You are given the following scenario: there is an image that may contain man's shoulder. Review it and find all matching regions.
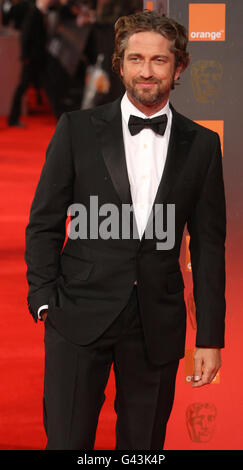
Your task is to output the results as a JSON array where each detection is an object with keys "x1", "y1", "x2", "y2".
[
  {"x1": 171, "y1": 105, "x2": 218, "y2": 139},
  {"x1": 66, "y1": 98, "x2": 122, "y2": 125}
]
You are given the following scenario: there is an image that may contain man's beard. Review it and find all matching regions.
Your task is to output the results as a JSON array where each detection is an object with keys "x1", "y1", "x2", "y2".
[{"x1": 124, "y1": 77, "x2": 172, "y2": 107}]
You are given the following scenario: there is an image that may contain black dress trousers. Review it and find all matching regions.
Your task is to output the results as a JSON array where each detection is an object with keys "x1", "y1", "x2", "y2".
[{"x1": 43, "y1": 286, "x2": 179, "y2": 450}]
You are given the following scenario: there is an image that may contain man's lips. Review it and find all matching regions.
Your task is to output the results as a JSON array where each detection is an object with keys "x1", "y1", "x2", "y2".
[{"x1": 136, "y1": 82, "x2": 158, "y2": 88}]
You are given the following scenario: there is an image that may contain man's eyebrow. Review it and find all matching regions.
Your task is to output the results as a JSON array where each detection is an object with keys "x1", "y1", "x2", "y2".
[
  {"x1": 127, "y1": 53, "x2": 169, "y2": 59},
  {"x1": 152, "y1": 54, "x2": 169, "y2": 59},
  {"x1": 127, "y1": 53, "x2": 143, "y2": 57}
]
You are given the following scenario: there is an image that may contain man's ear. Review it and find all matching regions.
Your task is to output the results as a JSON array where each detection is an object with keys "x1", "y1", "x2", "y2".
[
  {"x1": 120, "y1": 63, "x2": 123, "y2": 78},
  {"x1": 174, "y1": 62, "x2": 183, "y2": 81},
  {"x1": 119, "y1": 55, "x2": 125, "y2": 78}
]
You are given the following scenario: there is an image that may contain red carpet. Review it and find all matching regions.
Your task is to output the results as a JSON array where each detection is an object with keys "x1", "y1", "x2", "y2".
[{"x1": 0, "y1": 112, "x2": 242, "y2": 450}]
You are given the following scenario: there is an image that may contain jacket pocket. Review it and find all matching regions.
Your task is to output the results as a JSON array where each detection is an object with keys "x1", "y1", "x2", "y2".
[{"x1": 167, "y1": 270, "x2": 185, "y2": 294}]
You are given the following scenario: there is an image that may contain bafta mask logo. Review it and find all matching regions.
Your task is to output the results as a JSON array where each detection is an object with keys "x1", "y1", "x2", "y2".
[
  {"x1": 191, "y1": 60, "x2": 223, "y2": 103},
  {"x1": 186, "y1": 403, "x2": 217, "y2": 443}
]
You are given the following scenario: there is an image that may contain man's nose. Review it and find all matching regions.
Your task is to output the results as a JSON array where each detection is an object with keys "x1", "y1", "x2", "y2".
[{"x1": 140, "y1": 61, "x2": 153, "y2": 78}]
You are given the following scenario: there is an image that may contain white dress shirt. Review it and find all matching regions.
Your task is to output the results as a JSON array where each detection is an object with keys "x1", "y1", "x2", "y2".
[
  {"x1": 121, "y1": 92, "x2": 172, "y2": 239},
  {"x1": 38, "y1": 93, "x2": 172, "y2": 319}
]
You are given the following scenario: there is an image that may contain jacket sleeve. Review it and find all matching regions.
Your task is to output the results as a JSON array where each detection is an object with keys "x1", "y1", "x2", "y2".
[
  {"x1": 187, "y1": 132, "x2": 226, "y2": 347},
  {"x1": 25, "y1": 113, "x2": 74, "y2": 321}
]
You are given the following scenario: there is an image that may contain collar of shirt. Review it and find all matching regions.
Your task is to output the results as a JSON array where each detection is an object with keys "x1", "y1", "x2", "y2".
[{"x1": 120, "y1": 91, "x2": 171, "y2": 128}]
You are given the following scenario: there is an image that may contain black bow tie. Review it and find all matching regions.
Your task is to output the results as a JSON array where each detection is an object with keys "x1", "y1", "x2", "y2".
[{"x1": 128, "y1": 114, "x2": 168, "y2": 136}]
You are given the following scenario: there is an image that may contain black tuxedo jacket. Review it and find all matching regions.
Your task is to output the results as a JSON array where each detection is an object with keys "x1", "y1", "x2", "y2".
[{"x1": 25, "y1": 97, "x2": 226, "y2": 365}]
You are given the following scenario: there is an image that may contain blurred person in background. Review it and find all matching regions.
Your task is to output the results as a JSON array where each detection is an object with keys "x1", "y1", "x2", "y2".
[
  {"x1": 3, "y1": 0, "x2": 46, "y2": 108},
  {"x1": 7, "y1": 0, "x2": 50, "y2": 126},
  {"x1": 43, "y1": 0, "x2": 94, "y2": 118}
]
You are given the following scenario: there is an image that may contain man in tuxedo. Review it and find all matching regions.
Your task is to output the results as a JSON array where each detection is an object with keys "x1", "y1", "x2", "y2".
[{"x1": 25, "y1": 10, "x2": 226, "y2": 450}]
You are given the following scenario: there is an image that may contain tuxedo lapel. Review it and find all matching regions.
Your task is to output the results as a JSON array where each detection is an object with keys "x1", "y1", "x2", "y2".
[
  {"x1": 155, "y1": 105, "x2": 197, "y2": 204},
  {"x1": 91, "y1": 98, "x2": 132, "y2": 205}
]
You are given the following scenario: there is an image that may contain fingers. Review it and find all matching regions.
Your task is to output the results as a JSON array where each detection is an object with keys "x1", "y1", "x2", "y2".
[
  {"x1": 192, "y1": 348, "x2": 221, "y2": 388},
  {"x1": 192, "y1": 354, "x2": 203, "y2": 386},
  {"x1": 192, "y1": 366, "x2": 218, "y2": 388}
]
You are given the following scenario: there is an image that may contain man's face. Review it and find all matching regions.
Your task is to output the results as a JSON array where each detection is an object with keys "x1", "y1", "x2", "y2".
[{"x1": 120, "y1": 31, "x2": 182, "y2": 108}]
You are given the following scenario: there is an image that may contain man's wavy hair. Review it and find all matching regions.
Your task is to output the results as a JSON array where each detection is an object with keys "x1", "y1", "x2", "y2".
[{"x1": 112, "y1": 10, "x2": 190, "y2": 88}]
